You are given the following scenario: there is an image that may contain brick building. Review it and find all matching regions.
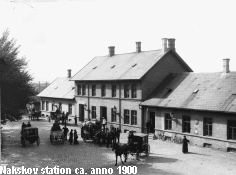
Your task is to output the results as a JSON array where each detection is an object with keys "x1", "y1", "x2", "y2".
[
  {"x1": 37, "y1": 70, "x2": 75, "y2": 118},
  {"x1": 70, "y1": 38, "x2": 192, "y2": 132},
  {"x1": 141, "y1": 59, "x2": 236, "y2": 151}
]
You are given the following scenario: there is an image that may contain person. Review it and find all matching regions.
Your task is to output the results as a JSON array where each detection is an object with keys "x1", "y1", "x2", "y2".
[
  {"x1": 69, "y1": 129, "x2": 73, "y2": 145},
  {"x1": 115, "y1": 127, "x2": 121, "y2": 143},
  {"x1": 182, "y1": 136, "x2": 189, "y2": 153},
  {"x1": 62, "y1": 111, "x2": 65, "y2": 124},
  {"x1": 51, "y1": 122, "x2": 61, "y2": 131},
  {"x1": 74, "y1": 115, "x2": 77, "y2": 125},
  {"x1": 62, "y1": 125, "x2": 69, "y2": 141},
  {"x1": 102, "y1": 117, "x2": 106, "y2": 130},
  {"x1": 22, "y1": 122, "x2": 27, "y2": 129},
  {"x1": 27, "y1": 121, "x2": 31, "y2": 127},
  {"x1": 111, "y1": 128, "x2": 116, "y2": 146},
  {"x1": 128, "y1": 131, "x2": 134, "y2": 145},
  {"x1": 106, "y1": 128, "x2": 111, "y2": 148},
  {"x1": 74, "y1": 129, "x2": 79, "y2": 144},
  {"x1": 146, "y1": 120, "x2": 150, "y2": 134}
]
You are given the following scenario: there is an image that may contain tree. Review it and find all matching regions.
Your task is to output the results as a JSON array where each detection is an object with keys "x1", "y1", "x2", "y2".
[{"x1": 0, "y1": 30, "x2": 37, "y2": 121}]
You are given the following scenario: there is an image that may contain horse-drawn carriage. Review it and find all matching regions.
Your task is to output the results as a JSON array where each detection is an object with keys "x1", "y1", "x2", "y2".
[
  {"x1": 21, "y1": 127, "x2": 40, "y2": 147},
  {"x1": 50, "y1": 122, "x2": 64, "y2": 144},
  {"x1": 81, "y1": 121, "x2": 101, "y2": 142},
  {"x1": 129, "y1": 132, "x2": 150, "y2": 157}
]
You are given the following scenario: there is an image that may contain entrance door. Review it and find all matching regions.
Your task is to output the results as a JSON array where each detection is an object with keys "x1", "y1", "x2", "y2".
[
  {"x1": 79, "y1": 104, "x2": 84, "y2": 122},
  {"x1": 150, "y1": 112, "x2": 155, "y2": 133},
  {"x1": 100, "y1": 106, "x2": 107, "y2": 122}
]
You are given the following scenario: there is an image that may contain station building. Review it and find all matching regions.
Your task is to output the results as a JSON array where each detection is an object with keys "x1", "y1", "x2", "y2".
[
  {"x1": 70, "y1": 38, "x2": 192, "y2": 132},
  {"x1": 37, "y1": 70, "x2": 75, "y2": 118}
]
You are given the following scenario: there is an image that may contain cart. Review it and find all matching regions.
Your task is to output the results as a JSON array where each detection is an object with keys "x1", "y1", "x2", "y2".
[
  {"x1": 21, "y1": 127, "x2": 40, "y2": 147},
  {"x1": 50, "y1": 130, "x2": 64, "y2": 144},
  {"x1": 81, "y1": 121, "x2": 101, "y2": 142},
  {"x1": 129, "y1": 132, "x2": 150, "y2": 158}
]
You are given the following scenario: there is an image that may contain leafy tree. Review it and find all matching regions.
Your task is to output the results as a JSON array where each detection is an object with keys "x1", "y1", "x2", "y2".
[{"x1": 0, "y1": 30, "x2": 37, "y2": 121}]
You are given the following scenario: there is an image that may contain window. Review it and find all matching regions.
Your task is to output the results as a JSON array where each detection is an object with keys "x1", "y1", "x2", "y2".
[
  {"x1": 183, "y1": 115, "x2": 191, "y2": 133},
  {"x1": 101, "y1": 84, "x2": 106, "y2": 97},
  {"x1": 46, "y1": 101, "x2": 49, "y2": 111},
  {"x1": 77, "y1": 84, "x2": 81, "y2": 95},
  {"x1": 92, "y1": 106, "x2": 96, "y2": 119},
  {"x1": 131, "y1": 110, "x2": 137, "y2": 125},
  {"x1": 112, "y1": 85, "x2": 116, "y2": 97},
  {"x1": 111, "y1": 108, "x2": 116, "y2": 122},
  {"x1": 124, "y1": 84, "x2": 129, "y2": 98},
  {"x1": 228, "y1": 120, "x2": 236, "y2": 140},
  {"x1": 92, "y1": 84, "x2": 96, "y2": 96},
  {"x1": 68, "y1": 104, "x2": 72, "y2": 114},
  {"x1": 42, "y1": 101, "x2": 45, "y2": 110},
  {"x1": 165, "y1": 113, "x2": 172, "y2": 130},
  {"x1": 82, "y1": 85, "x2": 86, "y2": 95},
  {"x1": 131, "y1": 84, "x2": 137, "y2": 98},
  {"x1": 124, "y1": 110, "x2": 129, "y2": 124},
  {"x1": 203, "y1": 118, "x2": 212, "y2": 136}
]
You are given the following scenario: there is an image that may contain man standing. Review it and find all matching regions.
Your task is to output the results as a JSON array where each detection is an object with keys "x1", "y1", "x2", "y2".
[
  {"x1": 74, "y1": 115, "x2": 77, "y2": 125},
  {"x1": 62, "y1": 125, "x2": 69, "y2": 141},
  {"x1": 102, "y1": 117, "x2": 106, "y2": 130},
  {"x1": 115, "y1": 127, "x2": 121, "y2": 143},
  {"x1": 69, "y1": 129, "x2": 73, "y2": 145}
]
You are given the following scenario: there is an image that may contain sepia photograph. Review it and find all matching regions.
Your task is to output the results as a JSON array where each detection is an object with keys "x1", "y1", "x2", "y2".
[{"x1": 1, "y1": 0, "x2": 236, "y2": 174}]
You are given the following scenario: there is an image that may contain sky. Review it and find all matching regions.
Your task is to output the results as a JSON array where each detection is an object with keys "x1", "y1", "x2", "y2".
[{"x1": 1, "y1": 0, "x2": 236, "y2": 83}]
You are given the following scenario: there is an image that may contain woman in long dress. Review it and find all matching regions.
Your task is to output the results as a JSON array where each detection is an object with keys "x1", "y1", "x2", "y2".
[
  {"x1": 74, "y1": 129, "x2": 79, "y2": 144},
  {"x1": 69, "y1": 129, "x2": 73, "y2": 145},
  {"x1": 182, "y1": 136, "x2": 189, "y2": 153}
]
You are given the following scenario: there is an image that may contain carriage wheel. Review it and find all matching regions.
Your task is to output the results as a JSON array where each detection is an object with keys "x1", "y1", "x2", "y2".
[
  {"x1": 144, "y1": 144, "x2": 150, "y2": 156},
  {"x1": 37, "y1": 137, "x2": 40, "y2": 146}
]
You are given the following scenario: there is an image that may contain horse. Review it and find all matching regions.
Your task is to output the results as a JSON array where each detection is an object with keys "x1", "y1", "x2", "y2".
[{"x1": 112, "y1": 142, "x2": 130, "y2": 166}]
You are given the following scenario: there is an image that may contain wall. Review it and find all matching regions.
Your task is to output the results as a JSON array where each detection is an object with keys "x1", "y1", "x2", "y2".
[
  {"x1": 40, "y1": 97, "x2": 75, "y2": 117},
  {"x1": 143, "y1": 106, "x2": 236, "y2": 151}
]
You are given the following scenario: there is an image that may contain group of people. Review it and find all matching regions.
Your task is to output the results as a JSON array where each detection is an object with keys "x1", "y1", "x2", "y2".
[
  {"x1": 68, "y1": 128, "x2": 79, "y2": 145},
  {"x1": 22, "y1": 121, "x2": 31, "y2": 129}
]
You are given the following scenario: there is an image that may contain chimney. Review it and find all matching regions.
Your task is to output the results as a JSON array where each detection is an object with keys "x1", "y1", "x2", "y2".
[
  {"x1": 162, "y1": 38, "x2": 168, "y2": 54},
  {"x1": 108, "y1": 46, "x2": 115, "y2": 57},
  {"x1": 167, "y1": 38, "x2": 176, "y2": 52},
  {"x1": 136, "y1": 42, "x2": 141, "y2": 53},
  {"x1": 67, "y1": 69, "x2": 71, "y2": 78},
  {"x1": 223, "y1": 59, "x2": 230, "y2": 73}
]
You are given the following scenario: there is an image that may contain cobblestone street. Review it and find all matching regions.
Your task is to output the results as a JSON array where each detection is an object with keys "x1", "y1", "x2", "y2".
[{"x1": 1, "y1": 116, "x2": 236, "y2": 175}]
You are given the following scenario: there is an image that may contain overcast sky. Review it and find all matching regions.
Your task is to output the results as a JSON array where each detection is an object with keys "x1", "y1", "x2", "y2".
[{"x1": 1, "y1": 0, "x2": 236, "y2": 83}]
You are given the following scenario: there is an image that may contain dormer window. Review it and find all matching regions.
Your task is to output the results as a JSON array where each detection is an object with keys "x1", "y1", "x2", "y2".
[{"x1": 132, "y1": 63, "x2": 137, "y2": 67}]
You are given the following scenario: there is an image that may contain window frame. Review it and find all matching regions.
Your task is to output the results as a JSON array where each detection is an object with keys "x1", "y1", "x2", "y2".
[
  {"x1": 92, "y1": 106, "x2": 96, "y2": 119},
  {"x1": 68, "y1": 104, "x2": 72, "y2": 114},
  {"x1": 131, "y1": 110, "x2": 137, "y2": 125},
  {"x1": 77, "y1": 84, "x2": 81, "y2": 95},
  {"x1": 111, "y1": 108, "x2": 116, "y2": 122},
  {"x1": 124, "y1": 84, "x2": 129, "y2": 98},
  {"x1": 82, "y1": 85, "x2": 86, "y2": 95},
  {"x1": 165, "y1": 113, "x2": 172, "y2": 130},
  {"x1": 228, "y1": 120, "x2": 236, "y2": 140},
  {"x1": 101, "y1": 84, "x2": 106, "y2": 97},
  {"x1": 182, "y1": 115, "x2": 191, "y2": 133},
  {"x1": 92, "y1": 84, "x2": 96, "y2": 96},
  {"x1": 203, "y1": 117, "x2": 213, "y2": 136},
  {"x1": 131, "y1": 84, "x2": 137, "y2": 98},
  {"x1": 112, "y1": 84, "x2": 117, "y2": 97},
  {"x1": 124, "y1": 109, "x2": 130, "y2": 124}
]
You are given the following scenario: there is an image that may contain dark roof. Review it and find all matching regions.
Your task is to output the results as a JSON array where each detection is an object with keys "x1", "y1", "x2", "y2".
[
  {"x1": 71, "y1": 49, "x2": 191, "y2": 81},
  {"x1": 37, "y1": 77, "x2": 74, "y2": 99},
  {"x1": 141, "y1": 72, "x2": 236, "y2": 113}
]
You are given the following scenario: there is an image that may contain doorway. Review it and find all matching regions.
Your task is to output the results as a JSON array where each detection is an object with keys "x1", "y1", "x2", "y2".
[
  {"x1": 100, "y1": 106, "x2": 107, "y2": 122},
  {"x1": 79, "y1": 104, "x2": 84, "y2": 122},
  {"x1": 150, "y1": 112, "x2": 155, "y2": 133}
]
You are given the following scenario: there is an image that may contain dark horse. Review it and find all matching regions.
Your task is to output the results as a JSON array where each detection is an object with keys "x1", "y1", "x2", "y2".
[{"x1": 112, "y1": 142, "x2": 130, "y2": 166}]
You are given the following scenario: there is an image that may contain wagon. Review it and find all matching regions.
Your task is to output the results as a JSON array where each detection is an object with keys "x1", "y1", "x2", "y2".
[
  {"x1": 50, "y1": 130, "x2": 64, "y2": 144},
  {"x1": 81, "y1": 121, "x2": 101, "y2": 142},
  {"x1": 129, "y1": 132, "x2": 150, "y2": 158},
  {"x1": 21, "y1": 127, "x2": 40, "y2": 147}
]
